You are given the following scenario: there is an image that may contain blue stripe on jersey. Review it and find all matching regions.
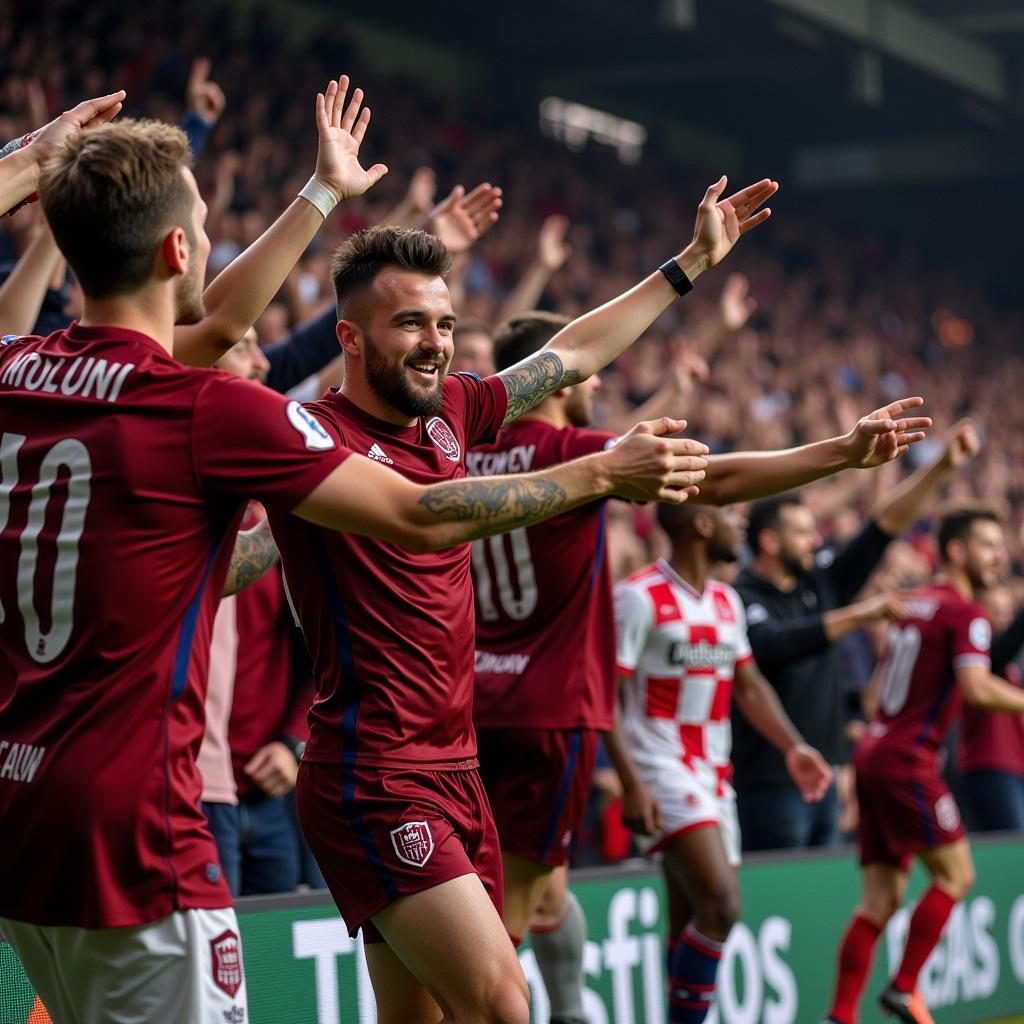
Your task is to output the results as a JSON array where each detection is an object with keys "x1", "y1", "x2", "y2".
[
  {"x1": 913, "y1": 672, "x2": 956, "y2": 749},
  {"x1": 588, "y1": 503, "x2": 608, "y2": 592},
  {"x1": 912, "y1": 778, "x2": 939, "y2": 845},
  {"x1": 539, "y1": 730, "x2": 582, "y2": 862},
  {"x1": 170, "y1": 527, "x2": 227, "y2": 702},
  {"x1": 304, "y1": 525, "x2": 400, "y2": 902}
]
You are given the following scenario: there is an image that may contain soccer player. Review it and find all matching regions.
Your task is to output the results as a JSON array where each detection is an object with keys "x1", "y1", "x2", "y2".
[
  {"x1": 468, "y1": 312, "x2": 930, "y2": 1024},
  {"x1": 612, "y1": 502, "x2": 832, "y2": 1024},
  {"x1": 823, "y1": 504, "x2": 1024, "y2": 1024},
  {"x1": 0, "y1": 91, "x2": 698, "y2": 1023},
  {"x1": 270, "y1": 173, "x2": 778, "y2": 1024}
]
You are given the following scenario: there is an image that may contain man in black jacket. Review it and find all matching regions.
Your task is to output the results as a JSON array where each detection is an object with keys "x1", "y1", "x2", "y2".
[{"x1": 732, "y1": 421, "x2": 979, "y2": 851}]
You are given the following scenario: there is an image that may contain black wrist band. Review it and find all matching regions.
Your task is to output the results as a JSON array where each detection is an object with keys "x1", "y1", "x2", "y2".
[
  {"x1": 278, "y1": 735, "x2": 305, "y2": 763},
  {"x1": 659, "y1": 258, "x2": 694, "y2": 297}
]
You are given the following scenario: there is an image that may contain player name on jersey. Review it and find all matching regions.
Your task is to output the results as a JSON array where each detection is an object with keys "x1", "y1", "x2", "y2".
[
  {"x1": 1, "y1": 351, "x2": 135, "y2": 403},
  {"x1": 0, "y1": 740, "x2": 45, "y2": 783},
  {"x1": 465, "y1": 444, "x2": 536, "y2": 477}
]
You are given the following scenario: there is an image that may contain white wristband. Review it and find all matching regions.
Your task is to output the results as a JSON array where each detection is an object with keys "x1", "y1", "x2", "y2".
[{"x1": 298, "y1": 177, "x2": 340, "y2": 220}]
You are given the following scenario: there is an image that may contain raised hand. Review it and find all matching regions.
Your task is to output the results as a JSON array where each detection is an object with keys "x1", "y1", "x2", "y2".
[
  {"x1": 406, "y1": 166, "x2": 438, "y2": 216},
  {"x1": 186, "y1": 57, "x2": 226, "y2": 126},
  {"x1": 602, "y1": 417, "x2": 709, "y2": 503},
  {"x1": 940, "y1": 418, "x2": 981, "y2": 470},
  {"x1": 537, "y1": 214, "x2": 572, "y2": 271},
  {"x1": 313, "y1": 76, "x2": 388, "y2": 203},
  {"x1": 426, "y1": 182, "x2": 502, "y2": 255},
  {"x1": 688, "y1": 176, "x2": 777, "y2": 269},
  {"x1": 843, "y1": 396, "x2": 932, "y2": 468},
  {"x1": 785, "y1": 743, "x2": 833, "y2": 803},
  {"x1": 719, "y1": 272, "x2": 757, "y2": 331},
  {"x1": 28, "y1": 90, "x2": 126, "y2": 162},
  {"x1": 668, "y1": 341, "x2": 709, "y2": 397}
]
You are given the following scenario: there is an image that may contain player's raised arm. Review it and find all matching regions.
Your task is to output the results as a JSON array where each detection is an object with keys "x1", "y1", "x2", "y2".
[
  {"x1": 693, "y1": 397, "x2": 933, "y2": 506},
  {"x1": 496, "y1": 176, "x2": 777, "y2": 425},
  {"x1": 0, "y1": 218, "x2": 63, "y2": 336},
  {"x1": 294, "y1": 417, "x2": 708, "y2": 552},
  {"x1": 173, "y1": 75, "x2": 388, "y2": 368}
]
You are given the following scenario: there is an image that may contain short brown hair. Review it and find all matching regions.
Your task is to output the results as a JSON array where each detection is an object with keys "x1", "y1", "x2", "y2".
[
  {"x1": 935, "y1": 502, "x2": 1001, "y2": 563},
  {"x1": 494, "y1": 312, "x2": 570, "y2": 371},
  {"x1": 330, "y1": 225, "x2": 453, "y2": 321},
  {"x1": 39, "y1": 119, "x2": 194, "y2": 299}
]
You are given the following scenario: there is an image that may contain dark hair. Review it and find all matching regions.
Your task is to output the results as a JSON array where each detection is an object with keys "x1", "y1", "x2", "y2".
[
  {"x1": 747, "y1": 493, "x2": 804, "y2": 553},
  {"x1": 656, "y1": 501, "x2": 707, "y2": 539},
  {"x1": 935, "y1": 503, "x2": 1001, "y2": 564},
  {"x1": 38, "y1": 119, "x2": 194, "y2": 299},
  {"x1": 329, "y1": 225, "x2": 453, "y2": 321},
  {"x1": 494, "y1": 311, "x2": 570, "y2": 371}
]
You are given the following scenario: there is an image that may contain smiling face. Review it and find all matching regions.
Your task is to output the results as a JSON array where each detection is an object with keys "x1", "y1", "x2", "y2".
[{"x1": 342, "y1": 268, "x2": 455, "y2": 420}]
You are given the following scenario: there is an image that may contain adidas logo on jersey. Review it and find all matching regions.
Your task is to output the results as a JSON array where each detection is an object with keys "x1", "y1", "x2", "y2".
[{"x1": 368, "y1": 443, "x2": 394, "y2": 464}]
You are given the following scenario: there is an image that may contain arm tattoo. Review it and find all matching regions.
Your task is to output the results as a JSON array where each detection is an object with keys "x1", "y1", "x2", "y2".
[
  {"x1": 498, "y1": 351, "x2": 581, "y2": 424},
  {"x1": 223, "y1": 520, "x2": 280, "y2": 597},
  {"x1": 418, "y1": 477, "x2": 568, "y2": 532}
]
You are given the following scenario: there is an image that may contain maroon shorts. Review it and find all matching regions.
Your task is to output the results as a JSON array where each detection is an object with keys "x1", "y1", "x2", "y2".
[
  {"x1": 855, "y1": 760, "x2": 966, "y2": 869},
  {"x1": 296, "y1": 760, "x2": 503, "y2": 942},
  {"x1": 476, "y1": 727, "x2": 599, "y2": 868}
]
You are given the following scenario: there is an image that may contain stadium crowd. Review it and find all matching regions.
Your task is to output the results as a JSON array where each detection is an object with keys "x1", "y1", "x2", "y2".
[{"x1": 1, "y1": 2, "x2": 1023, "y2": 1022}]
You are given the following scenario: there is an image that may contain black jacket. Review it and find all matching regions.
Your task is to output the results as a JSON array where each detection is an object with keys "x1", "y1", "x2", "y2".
[{"x1": 731, "y1": 520, "x2": 892, "y2": 789}]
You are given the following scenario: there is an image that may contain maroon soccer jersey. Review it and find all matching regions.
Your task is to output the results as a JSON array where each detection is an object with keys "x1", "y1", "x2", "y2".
[
  {"x1": 468, "y1": 419, "x2": 616, "y2": 729},
  {"x1": 957, "y1": 662, "x2": 1024, "y2": 776},
  {"x1": 0, "y1": 325, "x2": 348, "y2": 928},
  {"x1": 863, "y1": 583, "x2": 991, "y2": 768},
  {"x1": 270, "y1": 373, "x2": 507, "y2": 769}
]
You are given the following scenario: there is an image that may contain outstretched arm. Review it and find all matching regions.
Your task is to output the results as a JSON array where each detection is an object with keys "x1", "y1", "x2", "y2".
[
  {"x1": 173, "y1": 75, "x2": 388, "y2": 368},
  {"x1": 695, "y1": 397, "x2": 932, "y2": 506},
  {"x1": 496, "y1": 176, "x2": 777, "y2": 425},
  {"x1": 295, "y1": 417, "x2": 708, "y2": 552},
  {"x1": 496, "y1": 214, "x2": 572, "y2": 323},
  {"x1": 0, "y1": 220, "x2": 63, "y2": 335}
]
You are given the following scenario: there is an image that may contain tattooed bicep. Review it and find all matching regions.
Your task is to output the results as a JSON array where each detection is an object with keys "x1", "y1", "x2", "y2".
[{"x1": 498, "y1": 350, "x2": 582, "y2": 424}]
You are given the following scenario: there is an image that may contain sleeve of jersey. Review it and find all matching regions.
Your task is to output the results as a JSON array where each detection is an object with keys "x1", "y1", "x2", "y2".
[
  {"x1": 952, "y1": 604, "x2": 993, "y2": 670},
  {"x1": 560, "y1": 428, "x2": 618, "y2": 460},
  {"x1": 614, "y1": 584, "x2": 652, "y2": 676},
  {"x1": 191, "y1": 375, "x2": 352, "y2": 511},
  {"x1": 454, "y1": 372, "x2": 509, "y2": 446},
  {"x1": 730, "y1": 590, "x2": 755, "y2": 666}
]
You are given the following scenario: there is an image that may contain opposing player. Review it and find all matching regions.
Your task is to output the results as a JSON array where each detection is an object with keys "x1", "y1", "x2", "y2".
[
  {"x1": 469, "y1": 312, "x2": 929, "y2": 1024},
  {"x1": 0, "y1": 94, "x2": 703, "y2": 1022},
  {"x1": 823, "y1": 504, "x2": 1024, "y2": 1024},
  {"x1": 612, "y1": 502, "x2": 832, "y2": 1024},
  {"x1": 269, "y1": 172, "x2": 780, "y2": 1024}
]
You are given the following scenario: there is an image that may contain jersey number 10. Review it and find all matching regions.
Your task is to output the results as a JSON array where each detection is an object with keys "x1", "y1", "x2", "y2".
[
  {"x1": 471, "y1": 528, "x2": 539, "y2": 622},
  {"x1": 0, "y1": 433, "x2": 92, "y2": 664},
  {"x1": 877, "y1": 623, "x2": 922, "y2": 716}
]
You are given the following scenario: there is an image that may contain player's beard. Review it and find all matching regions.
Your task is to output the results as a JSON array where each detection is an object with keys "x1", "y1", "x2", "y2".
[
  {"x1": 173, "y1": 248, "x2": 207, "y2": 326},
  {"x1": 364, "y1": 331, "x2": 446, "y2": 418}
]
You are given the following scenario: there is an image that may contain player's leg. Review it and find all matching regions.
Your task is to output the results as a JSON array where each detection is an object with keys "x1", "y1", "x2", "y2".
[
  {"x1": 502, "y1": 852, "x2": 553, "y2": 944},
  {"x1": 825, "y1": 862, "x2": 907, "y2": 1024},
  {"x1": 663, "y1": 863, "x2": 696, "y2": 977},
  {"x1": 528, "y1": 865, "x2": 587, "y2": 1024},
  {"x1": 364, "y1": 939, "x2": 445, "y2": 1024},
  {"x1": 0, "y1": 919, "x2": 83, "y2": 1024},
  {"x1": 371, "y1": 873, "x2": 530, "y2": 1024},
  {"x1": 661, "y1": 825, "x2": 739, "y2": 1024}
]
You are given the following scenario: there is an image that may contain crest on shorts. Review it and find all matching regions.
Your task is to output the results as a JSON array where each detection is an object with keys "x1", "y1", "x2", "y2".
[
  {"x1": 426, "y1": 417, "x2": 461, "y2": 462},
  {"x1": 935, "y1": 793, "x2": 961, "y2": 833},
  {"x1": 390, "y1": 820, "x2": 435, "y2": 867},
  {"x1": 210, "y1": 929, "x2": 243, "y2": 998}
]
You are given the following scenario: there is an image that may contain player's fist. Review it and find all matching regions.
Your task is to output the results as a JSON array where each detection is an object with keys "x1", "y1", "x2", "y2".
[
  {"x1": 941, "y1": 418, "x2": 980, "y2": 470},
  {"x1": 843, "y1": 396, "x2": 932, "y2": 468},
  {"x1": 621, "y1": 780, "x2": 662, "y2": 836},
  {"x1": 785, "y1": 743, "x2": 833, "y2": 803},
  {"x1": 244, "y1": 741, "x2": 299, "y2": 798},
  {"x1": 603, "y1": 418, "x2": 709, "y2": 504}
]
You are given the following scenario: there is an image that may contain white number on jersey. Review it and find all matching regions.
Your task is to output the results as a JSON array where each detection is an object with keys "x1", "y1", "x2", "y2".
[
  {"x1": 471, "y1": 527, "x2": 538, "y2": 622},
  {"x1": 0, "y1": 433, "x2": 92, "y2": 663},
  {"x1": 878, "y1": 623, "x2": 922, "y2": 717}
]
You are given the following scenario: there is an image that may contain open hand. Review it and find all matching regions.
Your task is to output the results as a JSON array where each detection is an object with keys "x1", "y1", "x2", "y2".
[
  {"x1": 427, "y1": 182, "x2": 502, "y2": 255},
  {"x1": 603, "y1": 417, "x2": 709, "y2": 503},
  {"x1": 719, "y1": 272, "x2": 757, "y2": 330},
  {"x1": 313, "y1": 76, "x2": 388, "y2": 203},
  {"x1": 29, "y1": 90, "x2": 126, "y2": 163},
  {"x1": 537, "y1": 214, "x2": 572, "y2": 271},
  {"x1": 688, "y1": 176, "x2": 777, "y2": 269},
  {"x1": 843, "y1": 396, "x2": 932, "y2": 468},
  {"x1": 785, "y1": 743, "x2": 833, "y2": 802}
]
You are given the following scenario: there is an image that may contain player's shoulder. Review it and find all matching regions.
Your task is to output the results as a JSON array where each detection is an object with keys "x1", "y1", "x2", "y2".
[{"x1": 707, "y1": 579, "x2": 745, "y2": 617}]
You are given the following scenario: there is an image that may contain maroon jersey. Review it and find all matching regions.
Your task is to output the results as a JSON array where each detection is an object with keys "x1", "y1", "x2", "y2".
[
  {"x1": 862, "y1": 583, "x2": 991, "y2": 771},
  {"x1": 468, "y1": 419, "x2": 616, "y2": 729},
  {"x1": 957, "y1": 662, "x2": 1024, "y2": 776},
  {"x1": 0, "y1": 325, "x2": 348, "y2": 927},
  {"x1": 270, "y1": 373, "x2": 507, "y2": 769}
]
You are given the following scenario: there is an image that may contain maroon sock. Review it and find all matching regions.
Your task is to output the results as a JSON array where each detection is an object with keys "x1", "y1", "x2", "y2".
[
  {"x1": 893, "y1": 886, "x2": 956, "y2": 992},
  {"x1": 828, "y1": 914, "x2": 882, "y2": 1024}
]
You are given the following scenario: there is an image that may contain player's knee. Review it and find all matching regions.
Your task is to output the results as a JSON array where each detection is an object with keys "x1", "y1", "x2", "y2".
[
  {"x1": 945, "y1": 862, "x2": 975, "y2": 901},
  {"x1": 698, "y1": 886, "x2": 741, "y2": 940},
  {"x1": 478, "y1": 975, "x2": 530, "y2": 1024}
]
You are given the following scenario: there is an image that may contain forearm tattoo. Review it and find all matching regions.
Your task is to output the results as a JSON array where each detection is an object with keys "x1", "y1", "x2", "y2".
[
  {"x1": 223, "y1": 521, "x2": 280, "y2": 597},
  {"x1": 418, "y1": 477, "x2": 569, "y2": 531},
  {"x1": 499, "y1": 351, "x2": 582, "y2": 424}
]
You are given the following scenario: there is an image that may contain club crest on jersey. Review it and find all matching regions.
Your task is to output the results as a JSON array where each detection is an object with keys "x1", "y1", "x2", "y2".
[
  {"x1": 390, "y1": 821, "x2": 435, "y2": 867},
  {"x1": 286, "y1": 401, "x2": 335, "y2": 451},
  {"x1": 426, "y1": 416, "x2": 461, "y2": 462},
  {"x1": 210, "y1": 929, "x2": 243, "y2": 998}
]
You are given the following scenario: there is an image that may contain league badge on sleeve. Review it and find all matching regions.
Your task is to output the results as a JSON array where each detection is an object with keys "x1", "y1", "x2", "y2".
[
  {"x1": 286, "y1": 401, "x2": 335, "y2": 451},
  {"x1": 390, "y1": 821, "x2": 435, "y2": 867},
  {"x1": 426, "y1": 417, "x2": 461, "y2": 462},
  {"x1": 210, "y1": 929, "x2": 243, "y2": 998}
]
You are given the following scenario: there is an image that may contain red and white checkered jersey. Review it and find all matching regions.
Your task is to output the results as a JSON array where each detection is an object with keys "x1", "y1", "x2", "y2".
[{"x1": 614, "y1": 560, "x2": 753, "y2": 794}]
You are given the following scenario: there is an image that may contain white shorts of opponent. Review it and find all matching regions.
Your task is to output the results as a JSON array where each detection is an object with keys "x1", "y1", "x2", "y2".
[
  {"x1": 1, "y1": 907, "x2": 248, "y2": 1024},
  {"x1": 632, "y1": 758, "x2": 742, "y2": 867}
]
